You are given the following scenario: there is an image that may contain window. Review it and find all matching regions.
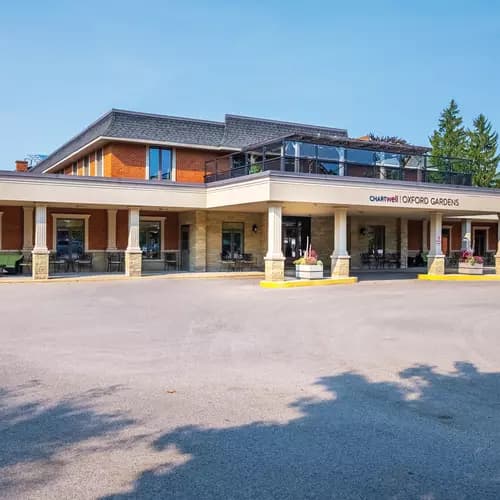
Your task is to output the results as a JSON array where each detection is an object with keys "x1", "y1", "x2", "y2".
[
  {"x1": 140, "y1": 220, "x2": 162, "y2": 259},
  {"x1": 222, "y1": 222, "x2": 244, "y2": 259},
  {"x1": 95, "y1": 149, "x2": 103, "y2": 176},
  {"x1": 149, "y1": 147, "x2": 172, "y2": 180},
  {"x1": 346, "y1": 148, "x2": 377, "y2": 165},
  {"x1": 71, "y1": 162, "x2": 77, "y2": 175},
  {"x1": 55, "y1": 218, "x2": 85, "y2": 258},
  {"x1": 83, "y1": 155, "x2": 90, "y2": 176}
]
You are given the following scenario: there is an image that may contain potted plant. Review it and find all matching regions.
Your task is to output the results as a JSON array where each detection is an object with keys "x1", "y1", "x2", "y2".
[
  {"x1": 458, "y1": 249, "x2": 484, "y2": 275},
  {"x1": 293, "y1": 242, "x2": 323, "y2": 279}
]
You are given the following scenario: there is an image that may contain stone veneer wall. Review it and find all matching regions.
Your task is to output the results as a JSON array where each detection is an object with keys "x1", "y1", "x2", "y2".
[
  {"x1": 178, "y1": 210, "x2": 267, "y2": 272},
  {"x1": 206, "y1": 211, "x2": 267, "y2": 271},
  {"x1": 310, "y1": 216, "x2": 334, "y2": 265}
]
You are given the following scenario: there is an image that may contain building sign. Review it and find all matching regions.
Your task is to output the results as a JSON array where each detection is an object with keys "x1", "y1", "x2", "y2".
[{"x1": 368, "y1": 194, "x2": 459, "y2": 207}]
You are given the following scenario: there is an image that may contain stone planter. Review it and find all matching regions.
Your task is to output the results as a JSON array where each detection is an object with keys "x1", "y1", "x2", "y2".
[
  {"x1": 458, "y1": 262, "x2": 484, "y2": 275},
  {"x1": 295, "y1": 264, "x2": 323, "y2": 279}
]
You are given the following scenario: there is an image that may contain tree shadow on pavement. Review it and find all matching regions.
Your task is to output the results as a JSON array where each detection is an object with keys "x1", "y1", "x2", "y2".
[
  {"x1": 102, "y1": 362, "x2": 500, "y2": 499},
  {"x1": 0, "y1": 382, "x2": 134, "y2": 495}
]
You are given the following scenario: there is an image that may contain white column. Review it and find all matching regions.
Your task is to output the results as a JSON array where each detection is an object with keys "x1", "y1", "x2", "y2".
[
  {"x1": 331, "y1": 208, "x2": 350, "y2": 277},
  {"x1": 107, "y1": 209, "x2": 117, "y2": 251},
  {"x1": 495, "y1": 217, "x2": 500, "y2": 275},
  {"x1": 127, "y1": 208, "x2": 141, "y2": 252},
  {"x1": 422, "y1": 219, "x2": 429, "y2": 252},
  {"x1": 332, "y1": 208, "x2": 348, "y2": 257},
  {"x1": 22, "y1": 206, "x2": 34, "y2": 251},
  {"x1": 265, "y1": 205, "x2": 284, "y2": 259},
  {"x1": 32, "y1": 205, "x2": 49, "y2": 280},
  {"x1": 427, "y1": 212, "x2": 445, "y2": 275},
  {"x1": 33, "y1": 205, "x2": 48, "y2": 252},
  {"x1": 125, "y1": 208, "x2": 142, "y2": 277},
  {"x1": 461, "y1": 219, "x2": 472, "y2": 251},
  {"x1": 264, "y1": 205, "x2": 284, "y2": 281},
  {"x1": 429, "y1": 213, "x2": 443, "y2": 257}
]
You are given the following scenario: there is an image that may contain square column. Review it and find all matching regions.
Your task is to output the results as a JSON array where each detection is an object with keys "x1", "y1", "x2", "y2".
[
  {"x1": 32, "y1": 205, "x2": 49, "y2": 280},
  {"x1": 496, "y1": 217, "x2": 500, "y2": 275},
  {"x1": 461, "y1": 219, "x2": 472, "y2": 251},
  {"x1": 22, "y1": 206, "x2": 34, "y2": 254},
  {"x1": 427, "y1": 213, "x2": 445, "y2": 275},
  {"x1": 264, "y1": 205, "x2": 285, "y2": 281},
  {"x1": 107, "y1": 209, "x2": 118, "y2": 251},
  {"x1": 400, "y1": 218, "x2": 408, "y2": 269},
  {"x1": 330, "y1": 208, "x2": 350, "y2": 277},
  {"x1": 125, "y1": 208, "x2": 142, "y2": 277}
]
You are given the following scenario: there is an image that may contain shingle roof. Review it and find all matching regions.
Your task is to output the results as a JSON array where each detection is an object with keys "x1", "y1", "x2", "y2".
[{"x1": 31, "y1": 109, "x2": 348, "y2": 173}]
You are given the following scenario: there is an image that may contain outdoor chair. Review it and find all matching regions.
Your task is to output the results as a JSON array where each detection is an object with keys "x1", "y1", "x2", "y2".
[
  {"x1": 50, "y1": 252, "x2": 67, "y2": 274},
  {"x1": 242, "y1": 253, "x2": 255, "y2": 271},
  {"x1": 75, "y1": 253, "x2": 93, "y2": 273},
  {"x1": 220, "y1": 253, "x2": 235, "y2": 272},
  {"x1": 164, "y1": 251, "x2": 179, "y2": 271},
  {"x1": 107, "y1": 252, "x2": 123, "y2": 272}
]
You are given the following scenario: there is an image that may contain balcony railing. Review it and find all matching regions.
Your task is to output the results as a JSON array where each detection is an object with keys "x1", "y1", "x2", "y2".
[{"x1": 205, "y1": 155, "x2": 473, "y2": 187}]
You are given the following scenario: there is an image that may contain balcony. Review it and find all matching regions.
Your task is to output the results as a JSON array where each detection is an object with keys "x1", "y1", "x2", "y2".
[{"x1": 204, "y1": 135, "x2": 473, "y2": 187}]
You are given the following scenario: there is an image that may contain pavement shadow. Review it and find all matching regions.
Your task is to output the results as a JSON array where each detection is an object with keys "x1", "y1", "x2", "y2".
[
  {"x1": 0, "y1": 382, "x2": 134, "y2": 494},
  {"x1": 102, "y1": 362, "x2": 500, "y2": 499}
]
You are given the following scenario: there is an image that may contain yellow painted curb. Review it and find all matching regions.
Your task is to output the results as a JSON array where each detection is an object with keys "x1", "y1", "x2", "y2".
[
  {"x1": 0, "y1": 272, "x2": 264, "y2": 285},
  {"x1": 418, "y1": 273, "x2": 500, "y2": 282},
  {"x1": 260, "y1": 277, "x2": 358, "y2": 288}
]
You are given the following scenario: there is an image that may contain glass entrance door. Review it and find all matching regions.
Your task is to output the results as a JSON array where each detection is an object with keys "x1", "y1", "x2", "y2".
[
  {"x1": 474, "y1": 229, "x2": 487, "y2": 256},
  {"x1": 56, "y1": 219, "x2": 85, "y2": 259},
  {"x1": 282, "y1": 216, "x2": 311, "y2": 265}
]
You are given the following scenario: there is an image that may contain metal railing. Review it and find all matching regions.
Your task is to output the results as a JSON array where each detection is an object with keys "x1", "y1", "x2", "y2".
[{"x1": 204, "y1": 156, "x2": 473, "y2": 186}]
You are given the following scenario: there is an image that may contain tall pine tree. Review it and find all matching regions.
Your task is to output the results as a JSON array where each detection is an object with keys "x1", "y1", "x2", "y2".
[
  {"x1": 429, "y1": 99, "x2": 467, "y2": 172},
  {"x1": 466, "y1": 114, "x2": 499, "y2": 187}
]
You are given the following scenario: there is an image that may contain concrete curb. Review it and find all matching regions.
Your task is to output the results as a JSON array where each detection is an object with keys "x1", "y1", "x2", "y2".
[
  {"x1": 260, "y1": 277, "x2": 358, "y2": 288},
  {"x1": 0, "y1": 271, "x2": 265, "y2": 285},
  {"x1": 417, "y1": 273, "x2": 500, "y2": 281}
]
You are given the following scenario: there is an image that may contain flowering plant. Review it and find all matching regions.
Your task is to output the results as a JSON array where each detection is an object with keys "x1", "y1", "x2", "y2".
[
  {"x1": 460, "y1": 249, "x2": 483, "y2": 265},
  {"x1": 293, "y1": 245, "x2": 322, "y2": 266}
]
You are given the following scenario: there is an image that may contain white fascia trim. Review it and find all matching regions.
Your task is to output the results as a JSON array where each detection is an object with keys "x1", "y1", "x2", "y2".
[
  {"x1": 51, "y1": 213, "x2": 91, "y2": 253},
  {"x1": 42, "y1": 137, "x2": 105, "y2": 173},
  {"x1": 42, "y1": 136, "x2": 239, "y2": 174}
]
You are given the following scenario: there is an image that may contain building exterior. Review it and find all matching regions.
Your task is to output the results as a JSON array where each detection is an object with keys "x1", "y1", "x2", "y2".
[{"x1": 1, "y1": 109, "x2": 499, "y2": 281}]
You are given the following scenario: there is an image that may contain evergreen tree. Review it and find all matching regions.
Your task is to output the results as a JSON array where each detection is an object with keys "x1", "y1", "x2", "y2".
[
  {"x1": 429, "y1": 99, "x2": 467, "y2": 172},
  {"x1": 467, "y1": 114, "x2": 500, "y2": 187}
]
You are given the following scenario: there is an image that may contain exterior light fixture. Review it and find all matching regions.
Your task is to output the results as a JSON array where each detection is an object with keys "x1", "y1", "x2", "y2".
[{"x1": 252, "y1": 224, "x2": 258, "y2": 233}]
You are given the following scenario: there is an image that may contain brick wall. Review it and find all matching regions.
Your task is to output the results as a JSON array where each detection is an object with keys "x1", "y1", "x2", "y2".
[
  {"x1": 311, "y1": 216, "x2": 334, "y2": 264},
  {"x1": 0, "y1": 206, "x2": 23, "y2": 249},
  {"x1": 110, "y1": 143, "x2": 147, "y2": 179},
  {"x1": 175, "y1": 148, "x2": 231, "y2": 183},
  {"x1": 408, "y1": 220, "x2": 423, "y2": 251}
]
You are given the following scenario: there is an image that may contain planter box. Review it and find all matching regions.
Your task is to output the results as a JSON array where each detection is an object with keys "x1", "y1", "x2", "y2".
[
  {"x1": 458, "y1": 262, "x2": 484, "y2": 275},
  {"x1": 295, "y1": 264, "x2": 324, "y2": 279}
]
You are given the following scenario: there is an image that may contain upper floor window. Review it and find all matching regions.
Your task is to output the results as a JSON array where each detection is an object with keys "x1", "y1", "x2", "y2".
[
  {"x1": 71, "y1": 162, "x2": 77, "y2": 175},
  {"x1": 95, "y1": 149, "x2": 104, "y2": 176},
  {"x1": 83, "y1": 155, "x2": 90, "y2": 176},
  {"x1": 149, "y1": 147, "x2": 172, "y2": 180}
]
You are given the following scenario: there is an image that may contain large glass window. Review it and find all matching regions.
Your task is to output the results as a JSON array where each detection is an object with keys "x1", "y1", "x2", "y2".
[
  {"x1": 149, "y1": 147, "x2": 172, "y2": 180},
  {"x1": 222, "y1": 222, "x2": 244, "y2": 259},
  {"x1": 140, "y1": 220, "x2": 162, "y2": 259},
  {"x1": 345, "y1": 148, "x2": 377, "y2": 165},
  {"x1": 56, "y1": 219, "x2": 85, "y2": 258}
]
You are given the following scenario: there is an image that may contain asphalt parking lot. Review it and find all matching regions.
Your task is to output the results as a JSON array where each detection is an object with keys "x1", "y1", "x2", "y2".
[{"x1": 1, "y1": 277, "x2": 500, "y2": 499}]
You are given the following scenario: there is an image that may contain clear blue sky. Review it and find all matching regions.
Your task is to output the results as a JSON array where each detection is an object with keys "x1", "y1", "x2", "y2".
[{"x1": 1, "y1": 0, "x2": 499, "y2": 168}]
